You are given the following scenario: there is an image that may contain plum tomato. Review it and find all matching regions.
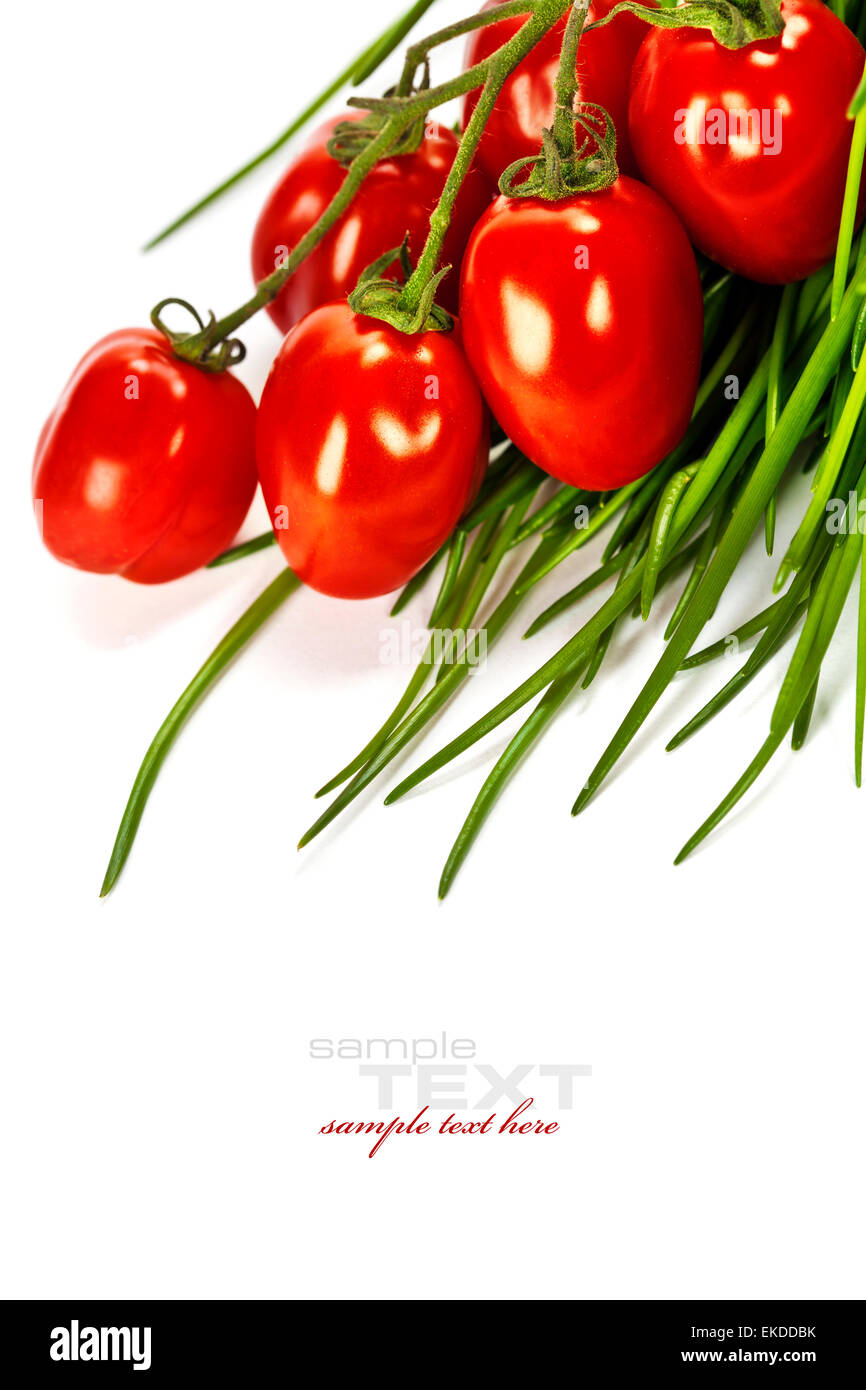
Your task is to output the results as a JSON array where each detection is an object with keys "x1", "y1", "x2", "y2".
[
  {"x1": 255, "y1": 304, "x2": 489, "y2": 599},
  {"x1": 628, "y1": 0, "x2": 866, "y2": 284},
  {"x1": 458, "y1": 177, "x2": 704, "y2": 491},
  {"x1": 32, "y1": 329, "x2": 257, "y2": 583}
]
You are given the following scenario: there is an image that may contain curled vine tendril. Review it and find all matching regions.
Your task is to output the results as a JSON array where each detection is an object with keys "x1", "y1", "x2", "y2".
[
  {"x1": 150, "y1": 298, "x2": 246, "y2": 372},
  {"x1": 499, "y1": 103, "x2": 619, "y2": 200}
]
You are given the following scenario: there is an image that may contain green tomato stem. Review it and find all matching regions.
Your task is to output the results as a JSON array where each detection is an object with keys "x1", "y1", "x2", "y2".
[
  {"x1": 550, "y1": 1, "x2": 591, "y2": 174},
  {"x1": 395, "y1": 0, "x2": 539, "y2": 97},
  {"x1": 397, "y1": 0, "x2": 573, "y2": 318}
]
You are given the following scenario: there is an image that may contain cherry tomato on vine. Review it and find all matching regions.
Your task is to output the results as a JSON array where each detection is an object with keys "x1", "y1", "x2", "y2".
[
  {"x1": 256, "y1": 304, "x2": 488, "y2": 599},
  {"x1": 628, "y1": 0, "x2": 866, "y2": 284},
  {"x1": 32, "y1": 329, "x2": 258, "y2": 584},
  {"x1": 251, "y1": 118, "x2": 494, "y2": 334},
  {"x1": 462, "y1": 0, "x2": 656, "y2": 185},
  {"x1": 458, "y1": 177, "x2": 703, "y2": 491}
]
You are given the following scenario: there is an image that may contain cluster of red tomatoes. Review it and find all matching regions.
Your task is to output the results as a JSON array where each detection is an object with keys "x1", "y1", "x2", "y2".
[{"x1": 33, "y1": 1, "x2": 864, "y2": 598}]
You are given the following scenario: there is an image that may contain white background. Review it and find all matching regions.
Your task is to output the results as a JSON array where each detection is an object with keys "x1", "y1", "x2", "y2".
[{"x1": 2, "y1": 0, "x2": 864, "y2": 1300}]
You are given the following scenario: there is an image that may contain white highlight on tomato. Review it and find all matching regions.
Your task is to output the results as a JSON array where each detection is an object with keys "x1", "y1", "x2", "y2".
[
  {"x1": 501, "y1": 279, "x2": 553, "y2": 376},
  {"x1": 372, "y1": 410, "x2": 441, "y2": 457},
  {"x1": 315, "y1": 414, "x2": 348, "y2": 495},
  {"x1": 585, "y1": 276, "x2": 612, "y2": 334},
  {"x1": 84, "y1": 459, "x2": 123, "y2": 512}
]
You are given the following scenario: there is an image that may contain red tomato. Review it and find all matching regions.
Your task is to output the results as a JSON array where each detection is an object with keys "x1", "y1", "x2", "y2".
[
  {"x1": 251, "y1": 119, "x2": 494, "y2": 334},
  {"x1": 256, "y1": 305, "x2": 488, "y2": 599},
  {"x1": 458, "y1": 177, "x2": 703, "y2": 490},
  {"x1": 32, "y1": 329, "x2": 257, "y2": 583},
  {"x1": 462, "y1": 0, "x2": 656, "y2": 184},
  {"x1": 628, "y1": 0, "x2": 866, "y2": 284}
]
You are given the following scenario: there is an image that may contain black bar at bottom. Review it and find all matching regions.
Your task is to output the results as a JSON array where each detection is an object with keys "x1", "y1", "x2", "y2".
[{"x1": 1, "y1": 1299, "x2": 861, "y2": 1376}]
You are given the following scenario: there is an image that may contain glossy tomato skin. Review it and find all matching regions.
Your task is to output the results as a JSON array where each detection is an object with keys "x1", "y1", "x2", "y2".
[
  {"x1": 256, "y1": 305, "x2": 488, "y2": 599},
  {"x1": 32, "y1": 329, "x2": 257, "y2": 583},
  {"x1": 462, "y1": 0, "x2": 656, "y2": 185},
  {"x1": 459, "y1": 178, "x2": 703, "y2": 491},
  {"x1": 251, "y1": 121, "x2": 494, "y2": 334},
  {"x1": 628, "y1": 0, "x2": 866, "y2": 284}
]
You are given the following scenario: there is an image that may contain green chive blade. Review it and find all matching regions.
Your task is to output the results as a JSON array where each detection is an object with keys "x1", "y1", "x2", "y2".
[
  {"x1": 207, "y1": 531, "x2": 277, "y2": 568},
  {"x1": 100, "y1": 568, "x2": 300, "y2": 896},
  {"x1": 674, "y1": 732, "x2": 785, "y2": 865},
  {"x1": 856, "y1": 530, "x2": 866, "y2": 786},
  {"x1": 438, "y1": 667, "x2": 584, "y2": 899}
]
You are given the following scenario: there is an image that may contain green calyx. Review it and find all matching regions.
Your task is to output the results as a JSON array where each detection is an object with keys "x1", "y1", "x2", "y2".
[
  {"x1": 346, "y1": 238, "x2": 454, "y2": 334},
  {"x1": 586, "y1": 0, "x2": 786, "y2": 49},
  {"x1": 326, "y1": 54, "x2": 436, "y2": 169},
  {"x1": 499, "y1": 104, "x2": 619, "y2": 200},
  {"x1": 500, "y1": 3, "x2": 619, "y2": 202},
  {"x1": 327, "y1": 105, "x2": 428, "y2": 166},
  {"x1": 150, "y1": 298, "x2": 246, "y2": 373},
  {"x1": 348, "y1": 267, "x2": 454, "y2": 334}
]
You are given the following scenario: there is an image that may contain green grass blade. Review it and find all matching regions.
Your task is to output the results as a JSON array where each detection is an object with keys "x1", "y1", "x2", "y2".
[
  {"x1": 514, "y1": 478, "x2": 645, "y2": 595},
  {"x1": 208, "y1": 531, "x2": 277, "y2": 567},
  {"x1": 524, "y1": 553, "x2": 627, "y2": 638},
  {"x1": 831, "y1": 70, "x2": 866, "y2": 319},
  {"x1": 791, "y1": 675, "x2": 819, "y2": 750},
  {"x1": 438, "y1": 662, "x2": 587, "y2": 899},
  {"x1": 777, "y1": 380, "x2": 866, "y2": 589},
  {"x1": 428, "y1": 530, "x2": 466, "y2": 626},
  {"x1": 433, "y1": 499, "x2": 539, "y2": 685},
  {"x1": 640, "y1": 465, "x2": 696, "y2": 620},
  {"x1": 511, "y1": 486, "x2": 583, "y2": 546},
  {"x1": 389, "y1": 542, "x2": 447, "y2": 616},
  {"x1": 770, "y1": 544, "x2": 847, "y2": 737},
  {"x1": 664, "y1": 487, "x2": 732, "y2": 640},
  {"x1": 679, "y1": 596, "x2": 792, "y2": 669},
  {"x1": 351, "y1": 0, "x2": 440, "y2": 83},
  {"x1": 856, "y1": 529, "x2": 866, "y2": 785},
  {"x1": 316, "y1": 515, "x2": 498, "y2": 798},
  {"x1": 385, "y1": 567, "x2": 651, "y2": 808},
  {"x1": 764, "y1": 283, "x2": 799, "y2": 553},
  {"x1": 666, "y1": 599, "x2": 810, "y2": 751},
  {"x1": 850, "y1": 61, "x2": 866, "y2": 114},
  {"x1": 581, "y1": 627, "x2": 615, "y2": 689},
  {"x1": 100, "y1": 567, "x2": 300, "y2": 896},
  {"x1": 673, "y1": 731, "x2": 786, "y2": 864},
  {"x1": 437, "y1": 496, "x2": 690, "y2": 895},
  {"x1": 772, "y1": 521, "x2": 863, "y2": 738},
  {"x1": 764, "y1": 495, "x2": 777, "y2": 556},
  {"x1": 675, "y1": 518, "x2": 863, "y2": 861},
  {"x1": 528, "y1": 533, "x2": 703, "y2": 641},
  {"x1": 299, "y1": 525, "x2": 567, "y2": 846},
  {"x1": 457, "y1": 453, "x2": 537, "y2": 531},
  {"x1": 574, "y1": 271, "x2": 866, "y2": 818},
  {"x1": 851, "y1": 296, "x2": 866, "y2": 370},
  {"x1": 701, "y1": 271, "x2": 734, "y2": 352}
]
